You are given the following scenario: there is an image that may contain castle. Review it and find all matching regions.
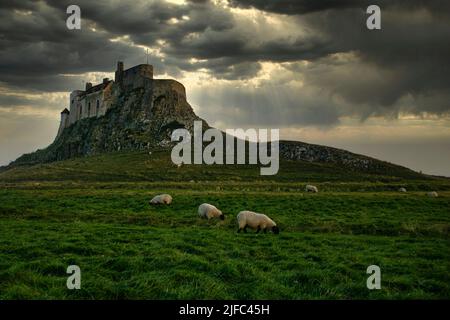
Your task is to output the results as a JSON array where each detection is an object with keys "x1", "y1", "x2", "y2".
[{"x1": 57, "y1": 62, "x2": 155, "y2": 138}]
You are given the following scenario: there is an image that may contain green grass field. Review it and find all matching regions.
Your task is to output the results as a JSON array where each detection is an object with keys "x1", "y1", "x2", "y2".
[{"x1": 0, "y1": 150, "x2": 449, "y2": 299}]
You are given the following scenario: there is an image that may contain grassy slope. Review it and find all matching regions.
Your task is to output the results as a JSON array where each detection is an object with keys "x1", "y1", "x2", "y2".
[
  {"x1": 0, "y1": 149, "x2": 442, "y2": 182},
  {"x1": 0, "y1": 150, "x2": 449, "y2": 299}
]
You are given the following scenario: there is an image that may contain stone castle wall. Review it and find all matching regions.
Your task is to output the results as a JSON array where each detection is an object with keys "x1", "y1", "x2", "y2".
[
  {"x1": 56, "y1": 110, "x2": 70, "y2": 138},
  {"x1": 152, "y1": 79, "x2": 186, "y2": 101},
  {"x1": 121, "y1": 64, "x2": 153, "y2": 91},
  {"x1": 68, "y1": 81, "x2": 115, "y2": 124},
  {"x1": 57, "y1": 63, "x2": 155, "y2": 139}
]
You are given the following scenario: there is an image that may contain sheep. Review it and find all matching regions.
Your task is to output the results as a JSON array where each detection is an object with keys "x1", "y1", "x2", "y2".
[
  {"x1": 237, "y1": 211, "x2": 279, "y2": 234},
  {"x1": 427, "y1": 191, "x2": 439, "y2": 198},
  {"x1": 305, "y1": 184, "x2": 318, "y2": 193},
  {"x1": 399, "y1": 187, "x2": 407, "y2": 192},
  {"x1": 149, "y1": 194, "x2": 172, "y2": 205},
  {"x1": 198, "y1": 203, "x2": 224, "y2": 220}
]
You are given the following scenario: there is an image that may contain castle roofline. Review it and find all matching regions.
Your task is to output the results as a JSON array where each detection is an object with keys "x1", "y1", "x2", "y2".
[
  {"x1": 81, "y1": 80, "x2": 113, "y2": 95},
  {"x1": 61, "y1": 108, "x2": 69, "y2": 114},
  {"x1": 123, "y1": 63, "x2": 153, "y2": 72}
]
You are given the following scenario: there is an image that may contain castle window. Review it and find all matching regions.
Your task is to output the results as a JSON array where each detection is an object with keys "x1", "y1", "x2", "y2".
[
  {"x1": 96, "y1": 100, "x2": 99, "y2": 115},
  {"x1": 80, "y1": 106, "x2": 82, "y2": 117},
  {"x1": 88, "y1": 102, "x2": 91, "y2": 116},
  {"x1": 71, "y1": 99, "x2": 74, "y2": 104}
]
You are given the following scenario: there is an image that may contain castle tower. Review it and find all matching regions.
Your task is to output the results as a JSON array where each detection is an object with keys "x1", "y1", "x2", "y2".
[
  {"x1": 69, "y1": 90, "x2": 84, "y2": 124},
  {"x1": 115, "y1": 61, "x2": 124, "y2": 85},
  {"x1": 56, "y1": 108, "x2": 70, "y2": 138},
  {"x1": 119, "y1": 63, "x2": 153, "y2": 91}
]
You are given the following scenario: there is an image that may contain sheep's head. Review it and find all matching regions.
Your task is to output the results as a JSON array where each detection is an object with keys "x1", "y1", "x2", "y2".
[
  {"x1": 220, "y1": 212, "x2": 225, "y2": 220},
  {"x1": 272, "y1": 226, "x2": 280, "y2": 234}
]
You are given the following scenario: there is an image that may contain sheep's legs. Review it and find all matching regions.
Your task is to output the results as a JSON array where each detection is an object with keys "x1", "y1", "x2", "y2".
[
  {"x1": 237, "y1": 226, "x2": 248, "y2": 233},
  {"x1": 263, "y1": 229, "x2": 267, "y2": 234},
  {"x1": 256, "y1": 226, "x2": 261, "y2": 233}
]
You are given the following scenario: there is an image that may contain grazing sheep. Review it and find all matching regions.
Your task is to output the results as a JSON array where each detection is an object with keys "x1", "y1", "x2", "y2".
[
  {"x1": 427, "y1": 191, "x2": 439, "y2": 198},
  {"x1": 399, "y1": 187, "x2": 407, "y2": 192},
  {"x1": 149, "y1": 194, "x2": 172, "y2": 205},
  {"x1": 237, "y1": 211, "x2": 279, "y2": 234},
  {"x1": 305, "y1": 184, "x2": 318, "y2": 193},
  {"x1": 198, "y1": 203, "x2": 224, "y2": 220}
]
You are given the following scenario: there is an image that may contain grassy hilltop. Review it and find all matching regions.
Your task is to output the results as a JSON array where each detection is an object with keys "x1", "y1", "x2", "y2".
[{"x1": 0, "y1": 150, "x2": 449, "y2": 299}]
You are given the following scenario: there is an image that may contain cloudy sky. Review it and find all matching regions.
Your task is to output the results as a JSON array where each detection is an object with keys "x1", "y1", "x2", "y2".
[{"x1": 1, "y1": 0, "x2": 449, "y2": 176}]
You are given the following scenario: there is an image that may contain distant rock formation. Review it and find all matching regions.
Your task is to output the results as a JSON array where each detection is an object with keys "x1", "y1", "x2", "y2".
[{"x1": 279, "y1": 140, "x2": 419, "y2": 176}]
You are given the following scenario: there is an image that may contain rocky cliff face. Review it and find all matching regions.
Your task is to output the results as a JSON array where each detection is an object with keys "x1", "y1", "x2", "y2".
[{"x1": 11, "y1": 79, "x2": 206, "y2": 165}]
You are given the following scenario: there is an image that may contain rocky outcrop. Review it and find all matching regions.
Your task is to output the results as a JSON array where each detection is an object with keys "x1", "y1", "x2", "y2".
[
  {"x1": 280, "y1": 141, "x2": 374, "y2": 169},
  {"x1": 279, "y1": 140, "x2": 420, "y2": 177},
  {"x1": 10, "y1": 79, "x2": 206, "y2": 165}
]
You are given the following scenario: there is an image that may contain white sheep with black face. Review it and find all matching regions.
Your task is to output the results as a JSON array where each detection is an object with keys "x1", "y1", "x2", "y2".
[
  {"x1": 149, "y1": 194, "x2": 173, "y2": 205},
  {"x1": 198, "y1": 203, "x2": 224, "y2": 220},
  {"x1": 305, "y1": 185, "x2": 318, "y2": 193},
  {"x1": 427, "y1": 191, "x2": 438, "y2": 198},
  {"x1": 237, "y1": 211, "x2": 279, "y2": 234}
]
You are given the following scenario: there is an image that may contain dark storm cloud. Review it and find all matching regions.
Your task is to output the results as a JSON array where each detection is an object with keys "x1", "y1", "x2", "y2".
[
  {"x1": 0, "y1": 0, "x2": 449, "y2": 122},
  {"x1": 289, "y1": 7, "x2": 450, "y2": 117},
  {"x1": 229, "y1": 0, "x2": 450, "y2": 16},
  {"x1": 45, "y1": 0, "x2": 233, "y2": 43},
  {"x1": 0, "y1": 94, "x2": 34, "y2": 107},
  {"x1": 0, "y1": 74, "x2": 92, "y2": 92},
  {"x1": 229, "y1": 0, "x2": 361, "y2": 15},
  {"x1": 0, "y1": 1, "x2": 143, "y2": 87},
  {"x1": 47, "y1": 0, "x2": 186, "y2": 35},
  {"x1": 0, "y1": 90, "x2": 65, "y2": 111},
  {"x1": 0, "y1": 0, "x2": 35, "y2": 10},
  {"x1": 163, "y1": 28, "x2": 334, "y2": 62},
  {"x1": 209, "y1": 61, "x2": 262, "y2": 80},
  {"x1": 0, "y1": 0, "x2": 238, "y2": 91}
]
